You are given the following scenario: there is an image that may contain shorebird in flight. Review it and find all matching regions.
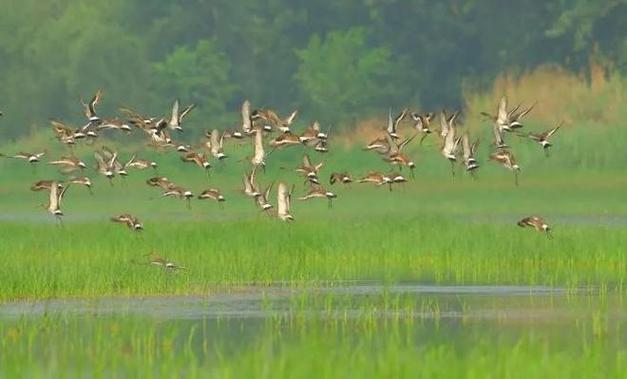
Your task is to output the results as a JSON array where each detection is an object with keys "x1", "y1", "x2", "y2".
[
  {"x1": 251, "y1": 108, "x2": 298, "y2": 133},
  {"x1": 1, "y1": 151, "x2": 46, "y2": 164},
  {"x1": 249, "y1": 129, "x2": 266, "y2": 170},
  {"x1": 364, "y1": 135, "x2": 391, "y2": 154},
  {"x1": 517, "y1": 216, "x2": 552, "y2": 238},
  {"x1": 508, "y1": 102, "x2": 535, "y2": 129},
  {"x1": 358, "y1": 171, "x2": 393, "y2": 191},
  {"x1": 269, "y1": 131, "x2": 301, "y2": 149},
  {"x1": 162, "y1": 184, "x2": 194, "y2": 209},
  {"x1": 298, "y1": 185, "x2": 337, "y2": 208},
  {"x1": 299, "y1": 121, "x2": 327, "y2": 146},
  {"x1": 439, "y1": 110, "x2": 462, "y2": 176},
  {"x1": 180, "y1": 150, "x2": 211, "y2": 172},
  {"x1": 255, "y1": 182, "x2": 274, "y2": 212},
  {"x1": 295, "y1": 154, "x2": 323, "y2": 184},
  {"x1": 226, "y1": 100, "x2": 254, "y2": 139},
  {"x1": 66, "y1": 176, "x2": 93, "y2": 194},
  {"x1": 168, "y1": 99, "x2": 195, "y2": 133},
  {"x1": 94, "y1": 149, "x2": 118, "y2": 184},
  {"x1": 242, "y1": 167, "x2": 262, "y2": 198},
  {"x1": 517, "y1": 122, "x2": 562, "y2": 156},
  {"x1": 111, "y1": 214, "x2": 143, "y2": 231},
  {"x1": 386, "y1": 108, "x2": 408, "y2": 140},
  {"x1": 276, "y1": 182, "x2": 294, "y2": 221},
  {"x1": 383, "y1": 133, "x2": 417, "y2": 176},
  {"x1": 329, "y1": 172, "x2": 353, "y2": 185},
  {"x1": 44, "y1": 181, "x2": 69, "y2": 221},
  {"x1": 411, "y1": 111, "x2": 434, "y2": 142},
  {"x1": 50, "y1": 120, "x2": 79, "y2": 145},
  {"x1": 81, "y1": 89, "x2": 102, "y2": 127},
  {"x1": 48, "y1": 156, "x2": 87, "y2": 174},
  {"x1": 124, "y1": 155, "x2": 158, "y2": 171},
  {"x1": 31, "y1": 180, "x2": 63, "y2": 192},
  {"x1": 482, "y1": 95, "x2": 535, "y2": 133},
  {"x1": 147, "y1": 176, "x2": 174, "y2": 191},
  {"x1": 97, "y1": 118, "x2": 132, "y2": 134},
  {"x1": 205, "y1": 129, "x2": 228, "y2": 160},
  {"x1": 461, "y1": 134, "x2": 480, "y2": 173},
  {"x1": 489, "y1": 149, "x2": 521, "y2": 186},
  {"x1": 198, "y1": 188, "x2": 225, "y2": 203},
  {"x1": 144, "y1": 252, "x2": 187, "y2": 271}
]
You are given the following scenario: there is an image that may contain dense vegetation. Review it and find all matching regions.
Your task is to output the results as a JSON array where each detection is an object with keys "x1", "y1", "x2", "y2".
[{"x1": 1, "y1": 0, "x2": 626, "y2": 138}]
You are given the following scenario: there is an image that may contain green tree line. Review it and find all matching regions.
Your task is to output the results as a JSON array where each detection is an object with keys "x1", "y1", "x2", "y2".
[{"x1": 0, "y1": 0, "x2": 625, "y2": 138}]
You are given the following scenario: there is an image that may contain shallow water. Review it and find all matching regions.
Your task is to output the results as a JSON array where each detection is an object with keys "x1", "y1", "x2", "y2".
[{"x1": 1, "y1": 284, "x2": 618, "y2": 322}]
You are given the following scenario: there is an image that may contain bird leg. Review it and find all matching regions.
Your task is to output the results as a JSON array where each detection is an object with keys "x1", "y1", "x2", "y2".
[{"x1": 513, "y1": 171, "x2": 519, "y2": 187}]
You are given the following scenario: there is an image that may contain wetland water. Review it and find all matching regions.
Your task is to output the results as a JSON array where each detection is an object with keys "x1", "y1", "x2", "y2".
[{"x1": 2, "y1": 283, "x2": 623, "y2": 323}]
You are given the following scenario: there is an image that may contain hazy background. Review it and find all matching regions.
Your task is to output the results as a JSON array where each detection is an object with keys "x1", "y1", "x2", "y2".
[{"x1": 0, "y1": 0, "x2": 626, "y2": 139}]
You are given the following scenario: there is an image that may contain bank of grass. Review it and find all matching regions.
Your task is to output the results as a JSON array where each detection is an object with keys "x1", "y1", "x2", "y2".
[{"x1": 1, "y1": 206, "x2": 625, "y2": 301}]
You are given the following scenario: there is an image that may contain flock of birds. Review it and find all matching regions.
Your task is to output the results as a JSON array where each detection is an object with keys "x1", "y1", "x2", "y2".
[{"x1": 0, "y1": 93, "x2": 559, "y2": 269}]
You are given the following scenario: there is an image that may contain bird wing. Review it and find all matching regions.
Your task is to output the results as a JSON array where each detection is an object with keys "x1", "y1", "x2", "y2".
[
  {"x1": 210, "y1": 129, "x2": 220, "y2": 155},
  {"x1": 497, "y1": 95, "x2": 508, "y2": 126},
  {"x1": 439, "y1": 111, "x2": 449, "y2": 137},
  {"x1": 397, "y1": 133, "x2": 417, "y2": 151},
  {"x1": 277, "y1": 183, "x2": 289, "y2": 216},
  {"x1": 179, "y1": 104, "x2": 195, "y2": 121},
  {"x1": 386, "y1": 108, "x2": 394, "y2": 134},
  {"x1": 462, "y1": 134, "x2": 471, "y2": 161},
  {"x1": 253, "y1": 130, "x2": 264, "y2": 162},
  {"x1": 169, "y1": 99, "x2": 179, "y2": 126},
  {"x1": 241, "y1": 100, "x2": 252, "y2": 132},
  {"x1": 394, "y1": 108, "x2": 408, "y2": 130},
  {"x1": 57, "y1": 183, "x2": 70, "y2": 207},
  {"x1": 302, "y1": 154, "x2": 312, "y2": 169},
  {"x1": 284, "y1": 110, "x2": 298, "y2": 126},
  {"x1": 544, "y1": 123, "x2": 562, "y2": 139}
]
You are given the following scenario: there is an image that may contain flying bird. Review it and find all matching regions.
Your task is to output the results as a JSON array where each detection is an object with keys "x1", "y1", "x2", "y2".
[
  {"x1": 517, "y1": 216, "x2": 552, "y2": 238},
  {"x1": 489, "y1": 149, "x2": 521, "y2": 186},
  {"x1": 168, "y1": 99, "x2": 195, "y2": 133},
  {"x1": 111, "y1": 214, "x2": 143, "y2": 231}
]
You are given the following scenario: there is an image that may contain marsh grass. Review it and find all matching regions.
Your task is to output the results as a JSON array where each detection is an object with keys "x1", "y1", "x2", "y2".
[
  {"x1": 1, "y1": 308, "x2": 626, "y2": 379},
  {"x1": 1, "y1": 207, "x2": 625, "y2": 300}
]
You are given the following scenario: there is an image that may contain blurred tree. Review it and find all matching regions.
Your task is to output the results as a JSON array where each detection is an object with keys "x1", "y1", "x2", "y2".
[
  {"x1": 153, "y1": 39, "x2": 237, "y2": 132},
  {"x1": 295, "y1": 27, "x2": 401, "y2": 126}
]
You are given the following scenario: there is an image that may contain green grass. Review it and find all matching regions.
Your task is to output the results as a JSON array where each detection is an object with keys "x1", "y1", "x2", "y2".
[
  {"x1": 1, "y1": 204, "x2": 625, "y2": 300},
  {"x1": 2, "y1": 307, "x2": 626, "y2": 378}
]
